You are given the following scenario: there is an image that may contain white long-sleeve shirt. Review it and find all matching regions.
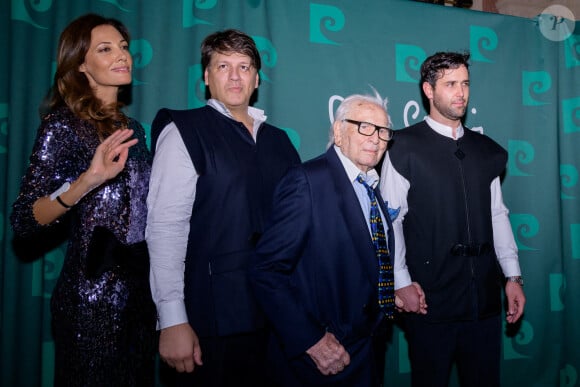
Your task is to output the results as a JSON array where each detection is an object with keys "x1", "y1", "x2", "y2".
[
  {"x1": 146, "y1": 100, "x2": 267, "y2": 330},
  {"x1": 380, "y1": 116, "x2": 521, "y2": 290}
]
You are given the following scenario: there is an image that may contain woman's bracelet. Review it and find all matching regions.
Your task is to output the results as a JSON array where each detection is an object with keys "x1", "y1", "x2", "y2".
[{"x1": 55, "y1": 195, "x2": 72, "y2": 209}]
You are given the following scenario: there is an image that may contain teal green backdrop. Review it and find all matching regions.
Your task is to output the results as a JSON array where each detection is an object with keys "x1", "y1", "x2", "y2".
[{"x1": 1, "y1": 1, "x2": 579, "y2": 386}]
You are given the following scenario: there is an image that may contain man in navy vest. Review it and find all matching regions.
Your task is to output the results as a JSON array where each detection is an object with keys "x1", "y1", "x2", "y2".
[
  {"x1": 146, "y1": 29, "x2": 300, "y2": 386},
  {"x1": 250, "y1": 92, "x2": 423, "y2": 386},
  {"x1": 381, "y1": 51, "x2": 526, "y2": 386}
]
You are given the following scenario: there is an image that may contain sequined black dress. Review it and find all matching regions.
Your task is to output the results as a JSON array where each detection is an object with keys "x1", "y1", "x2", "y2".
[{"x1": 11, "y1": 107, "x2": 156, "y2": 386}]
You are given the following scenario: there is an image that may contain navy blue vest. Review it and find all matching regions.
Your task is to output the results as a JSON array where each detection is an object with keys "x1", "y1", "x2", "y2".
[
  {"x1": 151, "y1": 106, "x2": 300, "y2": 336},
  {"x1": 389, "y1": 121, "x2": 507, "y2": 322}
]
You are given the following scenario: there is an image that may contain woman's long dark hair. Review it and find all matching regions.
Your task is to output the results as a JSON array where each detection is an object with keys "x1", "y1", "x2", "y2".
[{"x1": 45, "y1": 13, "x2": 130, "y2": 138}]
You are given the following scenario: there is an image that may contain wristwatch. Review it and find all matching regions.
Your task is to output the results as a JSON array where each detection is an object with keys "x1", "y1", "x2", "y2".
[{"x1": 506, "y1": 276, "x2": 524, "y2": 286}]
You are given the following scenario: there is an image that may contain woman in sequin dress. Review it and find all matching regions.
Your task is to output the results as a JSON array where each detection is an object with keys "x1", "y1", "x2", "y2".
[{"x1": 10, "y1": 14, "x2": 156, "y2": 386}]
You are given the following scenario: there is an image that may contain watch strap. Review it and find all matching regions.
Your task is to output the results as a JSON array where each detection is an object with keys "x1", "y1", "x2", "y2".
[{"x1": 506, "y1": 276, "x2": 524, "y2": 286}]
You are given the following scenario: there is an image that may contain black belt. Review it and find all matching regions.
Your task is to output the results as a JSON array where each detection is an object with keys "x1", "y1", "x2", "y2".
[{"x1": 450, "y1": 242, "x2": 492, "y2": 257}]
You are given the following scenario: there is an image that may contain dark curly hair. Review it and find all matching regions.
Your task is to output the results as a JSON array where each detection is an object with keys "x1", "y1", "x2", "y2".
[{"x1": 420, "y1": 51, "x2": 470, "y2": 87}]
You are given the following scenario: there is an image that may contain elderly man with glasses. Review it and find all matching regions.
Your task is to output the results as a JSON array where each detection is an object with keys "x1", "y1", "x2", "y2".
[{"x1": 250, "y1": 91, "x2": 426, "y2": 387}]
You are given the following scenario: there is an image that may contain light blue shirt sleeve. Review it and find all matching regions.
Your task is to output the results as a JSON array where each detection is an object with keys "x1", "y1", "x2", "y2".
[{"x1": 146, "y1": 122, "x2": 197, "y2": 330}]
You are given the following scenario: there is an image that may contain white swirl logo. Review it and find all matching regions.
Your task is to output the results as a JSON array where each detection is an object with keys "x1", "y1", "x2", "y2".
[{"x1": 538, "y1": 5, "x2": 575, "y2": 42}]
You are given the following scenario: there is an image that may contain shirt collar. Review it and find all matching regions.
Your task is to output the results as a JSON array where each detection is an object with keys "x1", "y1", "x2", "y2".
[
  {"x1": 207, "y1": 98, "x2": 267, "y2": 127},
  {"x1": 333, "y1": 145, "x2": 379, "y2": 188},
  {"x1": 425, "y1": 115, "x2": 464, "y2": 140}
]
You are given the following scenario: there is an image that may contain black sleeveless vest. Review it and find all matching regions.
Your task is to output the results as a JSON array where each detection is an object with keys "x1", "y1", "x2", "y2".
[
  {"x1": 151, "y1": 106, "x2": 300, "y2": 336},
  {"x1": 389, "y1": 121, "x2": 507, "y2": 322}
]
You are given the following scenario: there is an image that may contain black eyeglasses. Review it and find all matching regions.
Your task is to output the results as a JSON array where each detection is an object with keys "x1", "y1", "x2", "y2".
[{"x1": 342, "y1": 118, "x2": 393, "y2": 141}]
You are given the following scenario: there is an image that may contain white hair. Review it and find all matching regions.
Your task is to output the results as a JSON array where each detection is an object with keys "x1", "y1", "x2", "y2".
[{"x1": 326, "y1": 87, "x2": 391, "y2": 148}]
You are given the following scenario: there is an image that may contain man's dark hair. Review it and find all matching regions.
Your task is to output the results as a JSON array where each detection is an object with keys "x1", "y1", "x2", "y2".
[
  {"x1": 201, "y1": 29, "x2": 261, "y2": 73},
  {"x1": 420, "y1": 51, "x2": 470, "y2": 87}
]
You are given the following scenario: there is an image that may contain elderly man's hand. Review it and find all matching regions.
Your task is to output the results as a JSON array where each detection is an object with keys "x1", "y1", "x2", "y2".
[{"x1": 306, "y1": 332, "x2": 351, "y2": 375}]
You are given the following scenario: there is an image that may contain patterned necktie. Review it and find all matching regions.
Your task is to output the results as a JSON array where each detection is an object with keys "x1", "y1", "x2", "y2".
[{"x1": 356, "y1": 175, "x2": 395, "y2": 319}]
